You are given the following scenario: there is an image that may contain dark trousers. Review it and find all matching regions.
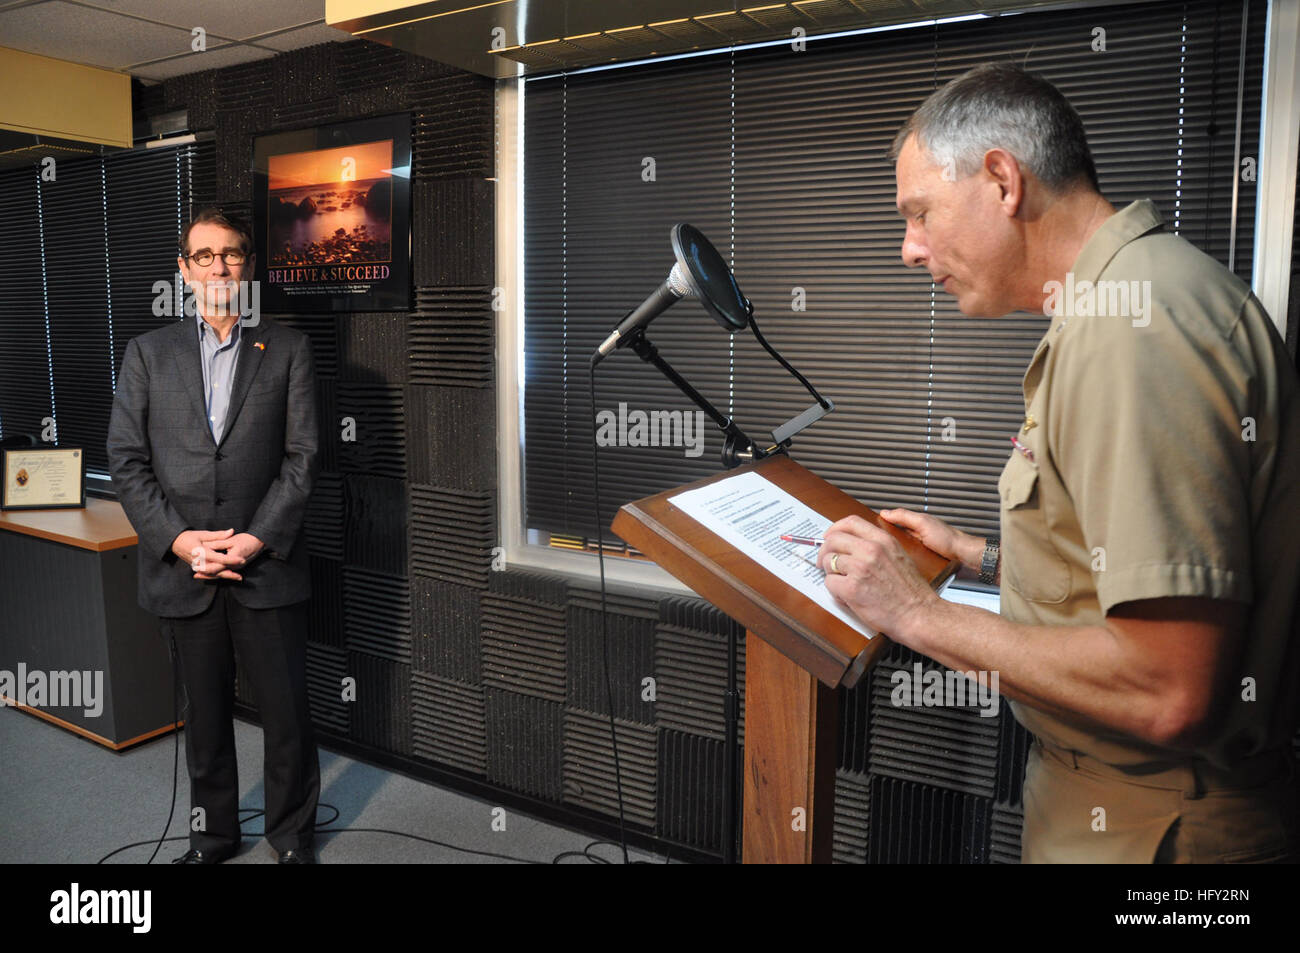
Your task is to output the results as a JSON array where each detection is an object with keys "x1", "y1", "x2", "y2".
[{"x1": 162, "y1": 585, "x2": 320, "y2": 854}]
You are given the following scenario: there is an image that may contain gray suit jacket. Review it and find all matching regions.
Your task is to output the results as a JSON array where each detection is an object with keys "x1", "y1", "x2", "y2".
[{"x1": 107, "y1": 316, "x2": 319, "y2": 618}]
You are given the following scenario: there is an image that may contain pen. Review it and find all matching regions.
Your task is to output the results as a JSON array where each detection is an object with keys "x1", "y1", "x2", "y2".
[{"x1": 780, "y1": 534, "x2": 824, "y2": 546}]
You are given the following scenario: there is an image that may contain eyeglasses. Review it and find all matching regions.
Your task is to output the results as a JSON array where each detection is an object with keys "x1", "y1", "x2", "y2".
[{"x1": 185, "y1": 250, "x2": 247, "y2": 266}]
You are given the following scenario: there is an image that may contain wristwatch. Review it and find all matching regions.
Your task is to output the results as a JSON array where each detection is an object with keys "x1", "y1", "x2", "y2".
[{"x1": 979, "y1": 536, "x2": 1000, "y2": 585}]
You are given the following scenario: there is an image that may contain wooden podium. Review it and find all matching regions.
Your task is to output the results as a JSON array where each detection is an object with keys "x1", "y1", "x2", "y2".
[{"x1": 612, "y1": 453, "x2": 957, "y2": 863}]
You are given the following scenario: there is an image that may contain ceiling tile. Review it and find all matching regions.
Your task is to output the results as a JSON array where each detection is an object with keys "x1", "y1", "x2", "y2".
[{"x1": 0, "y1": 0, "x2": 196, "y2": 70}]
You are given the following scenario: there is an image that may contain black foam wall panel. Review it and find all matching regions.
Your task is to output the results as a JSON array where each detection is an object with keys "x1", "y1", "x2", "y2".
[
  {"x1": 343, "y1": 566, "x2": 411, "y2": 665},
  {"x1": 406, "y1": 385, "x2": 495, "y2": 489},
  {"x1": 567, "y1": 588, "x2": 657, "y2": 723},
  {"x1": 409, "y1": 485, "x2": 496, "y2": 589},
  {"x1": 832, "y1": 769, "x2": 871, "y2": 864},
  {"x1": 412, "y1": 672, "x2": 487, "y2": 776},
  {"x1": 343, "y1": 474, "x2": 408, "y2": 575},
  {"x1": 411, "y1": 576, "x2": 481, "y2": 682},
  {"x1": 336, "y1": 383, "x2": 406, "y2": 480},
  {"x1": 339, "y1": 313, "x2": 407, "y2": 383},
  {"x1": 306, "y1": 555, "x2": 345, "y2": 649},
  {"x1": 868, "y1": 654, "x2": 1001, "y2": 799},
  {"x1": 656, "y1": 728, "x2": 735, "y2": 854},
  {"x1": 562, "y1": 709, "x2": 657, "y2": 827},
  {"x1": 485, "y1": 688, "x2": 564, "y2": 801},
  {"x1": 347, "y1": 650, "x2": 412, "y2": 756},
  {"x1": 868, "y1": 776, "x2": 992, "y2": 864},
  {"x1": 305, "y1": 642, "x2": 349, "y2": 735},
  {"x1": 303, "y1": 472, "x2": 344, "y2": 560},
  {"x1": 409, "y1": 287, "x2": 494, "y2": 388},
  {"x1": 412, "y1": 178, "x2": 494, "y2": 286}
]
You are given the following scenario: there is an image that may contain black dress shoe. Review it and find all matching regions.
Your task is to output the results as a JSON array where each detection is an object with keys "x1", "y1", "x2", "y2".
[
  {"x1": 277, "y1": 847, "x2": 316, "y2": 864},
  {"x1": 173, "y1": 847, "x2": 235, "y2": 864}
]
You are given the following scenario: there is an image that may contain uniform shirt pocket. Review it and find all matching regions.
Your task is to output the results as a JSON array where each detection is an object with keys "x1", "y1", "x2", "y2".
[{"x1": 998, "y1": 450, "x2": 1071, "y2": 604}]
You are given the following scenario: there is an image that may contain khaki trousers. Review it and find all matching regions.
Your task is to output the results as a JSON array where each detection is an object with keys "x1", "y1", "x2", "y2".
[{"x1": 1021, "y1": 738, "x2": 1300, "y2": 863}]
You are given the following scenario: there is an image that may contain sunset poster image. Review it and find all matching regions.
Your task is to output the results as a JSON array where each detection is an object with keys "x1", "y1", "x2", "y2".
[
  {"x1": 253, "y1": 113, "x2": 411, "y2": 312},
  {"x1": 267, "y1": 140, "x2": 393, "y2": 269}
]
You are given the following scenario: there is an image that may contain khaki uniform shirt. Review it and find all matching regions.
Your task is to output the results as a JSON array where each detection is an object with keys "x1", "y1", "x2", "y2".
[{"x1": 998, "y1": 200, "x2": 1300, "y2": 861}]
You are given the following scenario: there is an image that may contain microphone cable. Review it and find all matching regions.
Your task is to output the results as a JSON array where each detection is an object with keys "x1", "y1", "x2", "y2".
[
  {"x1": 101, "y1": 629, "x2": 658, "y2": 865},
  {"x1": 584, "y1": 352, "x2": 632, "y2": 865}
]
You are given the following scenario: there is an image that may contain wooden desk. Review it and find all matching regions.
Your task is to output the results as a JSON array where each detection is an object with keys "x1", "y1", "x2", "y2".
[{"x1": 0, "y1": 499, "x2": 180, "y2": 748}]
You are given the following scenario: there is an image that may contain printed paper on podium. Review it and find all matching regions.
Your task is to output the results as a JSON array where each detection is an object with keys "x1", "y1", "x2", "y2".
[{"x1": 668, "y1": 470, "x2": 876, "y2": 640}]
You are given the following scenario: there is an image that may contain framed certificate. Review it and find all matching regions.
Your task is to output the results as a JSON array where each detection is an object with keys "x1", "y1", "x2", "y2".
[{"x1": 1, "y1": 447, "x2": 86, "y2": 510}]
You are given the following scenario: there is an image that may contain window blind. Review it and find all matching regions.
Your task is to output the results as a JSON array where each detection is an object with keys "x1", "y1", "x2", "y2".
[{"x1": 522, "y1": 0, "x2": 1265, "y2": 545}]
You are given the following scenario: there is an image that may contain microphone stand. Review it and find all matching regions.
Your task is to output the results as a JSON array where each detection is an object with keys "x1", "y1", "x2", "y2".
[
  {"x1": 624, "y1": 329, "x2": 777, "y2": 470},
  {"x1": 612, "y1": 315, "x2": 832, "y2": 863}
]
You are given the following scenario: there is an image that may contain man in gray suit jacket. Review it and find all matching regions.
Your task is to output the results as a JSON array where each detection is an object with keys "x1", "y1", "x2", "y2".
[{"x1": 107, "y1": 208, "x2": 320, "y2": 864}]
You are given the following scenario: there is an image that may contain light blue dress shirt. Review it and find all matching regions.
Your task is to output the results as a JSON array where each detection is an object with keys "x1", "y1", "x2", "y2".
[{"x1": 197, "y1": 314, "x2": 241, "y2": 444}]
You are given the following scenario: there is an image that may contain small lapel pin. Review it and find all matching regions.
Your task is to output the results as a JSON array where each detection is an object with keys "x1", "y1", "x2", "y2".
[{"x1": 254, "y1": 341, "x2": 265, "y2": 350}]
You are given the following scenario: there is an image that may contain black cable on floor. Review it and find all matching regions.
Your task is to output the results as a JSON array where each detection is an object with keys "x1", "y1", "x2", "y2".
[{"x1": 586, "y1": 353, "x2": 630, "y2": 865}]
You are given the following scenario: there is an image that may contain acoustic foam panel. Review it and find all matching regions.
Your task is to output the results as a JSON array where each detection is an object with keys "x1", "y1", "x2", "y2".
[
  {"x1": 343, "y1": 474, "x2": 408, "y2": 575},
  {"x1": 338, "y1": 312, "x2": 407, "y2": 383},
  {"x1": 411, "y1": 576, "x2": 481, "y2": 682},
  {"x1": 305, "y1": 642, "x2": 349, "y2": 735},
  {"x1": 409, "y1": 485, "x2": 496, "y2": 589},
  {"x1": 410, "y1": 74, "x2": 494, "y2": 179},
  {"x1": 996, "y1": 705, "x2": 1034, "y2": 805},
  {"x1": 341, "y1": 86, "x2": 408, "y2": 119},
  {"x1": 990, "y1": 799, "x2": 1024, "y2": 865},
  {"x1": 489, "y1": 568, "x2": 570, "y2": 606},
  {"x1": 868, "y1": 777, "x2": 992, "y2": 864},
  {"x1": 409, "y1": 286, "x2": 494, "y2": 388},
  {"x1": 832, "y1": 768, "x2": 871, "y2": 864},
  {"x1": 411, "y1": 672, "x2": 487, "y2": 776},
  {"x1": 214, "y1": 106, "x2": 272, "y2": 203},
  {"x1": 482, "y1": 587, "x2": 567, "y2": 703},
  {"x1": 269, "y1": 313, "x2": 338, "y2": 380},
  {"x1": 336, "y1": 382, "x2": 406, "y2": 480},
  {"x1": 163, "y1": 67, "x2": 218, "y2": 131},
  {"x1": 343, "y1": 566, "x2": 411, "y2": 665},
  {"x1": 868, "y1": 656, "x2": 1001, "y2": 799},
  {"x1": 405, "y1": 384, "x2": 496, "y2": 490},
  {"x1": 271, "y1": 43, "x2": 338, "y2": 109},
  {"x1": 273, "y1": 98, "x2": 338, "y2": 131},
  {"x1": 303, "y1": 471, "x2": 344, "y2": 560},
  {"x1": 336, "y1": 39, "x2": 408, "y2": 91},
  {"x1": 567, "y1": 588, "x2": 657, "y2": 724},
  {"x1": 562, "y1": 708, "x2": 657, "y2": 828},
  {"x1": 314, "y1": 377, "x2": 338, "y2": 472},
  {"x1": 412, "y1": 177, "x2": 494, "y2": 287},
  {"x1": 347, "y1": 649, "x2": 412, "y2": 756},
  {"x1": 485, "y1": 688, "x2": 564, "y2": 802},
  {"x1": 307, "y1": 555, "x2": 345, "y2": 649},
  {"x1": 213, "y1": 58, "x2": 275, "y2": 114},
  {"x1": 656, "y1": 728, "x2": 735, "y2": 854},
  {"x1": 840, "y1": 675, "x2": 871, "y2": 774},
  {"x1": 653, "y1": 608, "x2": 746, "y2": 744}
]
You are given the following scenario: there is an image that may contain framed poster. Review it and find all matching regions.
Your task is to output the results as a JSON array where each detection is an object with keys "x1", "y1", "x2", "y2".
[
  {"x1": 1, "y1": 447, "x2": 86, "y2": 510},
  {"x1": 253, "y1": 113, "x2": 412, "y2": 312}
]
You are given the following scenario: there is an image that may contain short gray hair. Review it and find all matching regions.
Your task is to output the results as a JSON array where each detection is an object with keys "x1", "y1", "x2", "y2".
[{"x1": 890, "y1": 63, "x2": 1099, "y2": 193}]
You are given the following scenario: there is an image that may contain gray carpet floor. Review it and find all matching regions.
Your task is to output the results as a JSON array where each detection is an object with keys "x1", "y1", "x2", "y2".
[{"x1": 1, "y1": 706, "x2": 672, "y2": 864}]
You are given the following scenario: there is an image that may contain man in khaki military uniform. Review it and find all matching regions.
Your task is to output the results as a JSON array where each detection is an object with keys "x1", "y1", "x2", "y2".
[{"x1": 817, "y1": 63, "x2": 1300, "y2": 862}]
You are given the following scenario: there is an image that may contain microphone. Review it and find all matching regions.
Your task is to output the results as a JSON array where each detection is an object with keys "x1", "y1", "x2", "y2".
[{"x1": 592, "y1": 261, "x2": 694, "y2": 364}]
